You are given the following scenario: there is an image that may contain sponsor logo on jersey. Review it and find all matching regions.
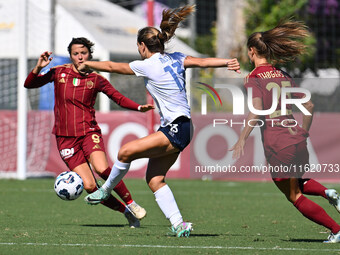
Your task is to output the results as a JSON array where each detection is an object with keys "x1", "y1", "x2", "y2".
[
  {"x1": 92, "y1": 144, "x2": 102, "y2": 150},
  {"x1": 87, "y1": 81, "x2": 94, "y2": 89},
  {"x1": 59, "y1": 78, "x2": 65, "y2": 83},
  {"x1": 73, "y1": 78, "x2": 80, "y2": 86},
  {"x1": 61, "y1": 73, "x2": 66, "y2": 77},
  {"x1": 60, "y1": 148, "x2": 74, "y2": 159}
]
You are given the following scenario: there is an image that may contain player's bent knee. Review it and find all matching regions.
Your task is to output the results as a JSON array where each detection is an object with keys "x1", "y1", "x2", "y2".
[
  {"x1": 84, "y1": 182, "x2": 97, "y2": 193},
  {"x1": 146, "y1": 176, "x2": 165, "y2": 192},
  {"x1": 94, "y1": 167, "x2": 108, "y2": 175},
  {"x1": 117, "y1": 145, "x2": 135, "y2": 162}
]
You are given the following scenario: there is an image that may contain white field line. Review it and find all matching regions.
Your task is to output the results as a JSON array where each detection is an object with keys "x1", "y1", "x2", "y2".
[
  {"x1": 0, "y1": 242, "x2": 339, "y2": 252},
  {"x1": 2, "y1": 188, "x2": 283, "y2": 197}
]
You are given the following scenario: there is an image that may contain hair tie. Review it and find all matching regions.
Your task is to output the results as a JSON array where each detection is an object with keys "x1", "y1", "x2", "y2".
[{"x1": 259, "y1": 32, "x2": 265, "y2": 41}]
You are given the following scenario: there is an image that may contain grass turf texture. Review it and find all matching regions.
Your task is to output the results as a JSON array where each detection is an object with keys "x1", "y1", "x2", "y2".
[{"x1": 1, "y1": 179, "x2": 340, "y2": 255}]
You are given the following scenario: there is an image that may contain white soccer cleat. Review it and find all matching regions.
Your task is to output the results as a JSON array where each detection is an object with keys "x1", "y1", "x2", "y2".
[
  {"x1": 325, "y1": 189, "x2": 340, "y2": 213},
  {"x1": 324, "y1": 231, "x2": 340, "y2": 243},
  {"x1": 127, "y1": 202, "x2": 147, "y2": 220},
  {"x1": 124, "y1": 210, "x2": 140, "y2": 228}
]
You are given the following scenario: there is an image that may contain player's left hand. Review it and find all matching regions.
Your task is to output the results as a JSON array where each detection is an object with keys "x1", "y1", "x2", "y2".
[
  {"x1": 226, "y1": 58, "x2": 241, "y2": 74},
  {"x1": 139, "y1": 104, "x2": 155, "y2": 112}
]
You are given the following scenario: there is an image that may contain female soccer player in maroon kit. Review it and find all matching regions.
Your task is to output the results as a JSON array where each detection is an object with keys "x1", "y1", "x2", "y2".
[
  {"x1": 24, "y1": 37, "x2": 153, "y2": 228},
  {"x1": 230, "y1": 20, "x2": 340, "y2": 243}
]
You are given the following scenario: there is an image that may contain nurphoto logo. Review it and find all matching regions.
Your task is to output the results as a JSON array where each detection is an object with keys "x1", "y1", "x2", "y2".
[{"x1": 197, "y1": 81, "x2": 312, "y2": 128}]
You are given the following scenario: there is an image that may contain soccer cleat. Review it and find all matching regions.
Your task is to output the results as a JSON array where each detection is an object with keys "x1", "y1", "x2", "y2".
[
  {"x1": 127, "y1": 202, "x2": 147, "y2": 220},
  {"x1": 324, "y1": 231, "x2": 340, "y2": 243},
  {"x1": 84, "y1": 187, "x2": 110, "y2": 205},
  {"x1": 325, "y1": 189, "x2": 340, "y2": 213},
  {"x1": 171, "y1": 222, "x2": 193, "y2": 237},
  {"x1": 124, "y1": 210, "x2": 140, "y2": 228}
]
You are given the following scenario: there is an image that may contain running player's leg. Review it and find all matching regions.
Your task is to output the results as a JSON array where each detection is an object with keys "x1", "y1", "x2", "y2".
[
  {"x1": 89, "y1": 151, "x2": 146, "y2": 219},
  {"x1": 88, "y1": 151, "x2": 133, "y2": 203},
  {"x1": 270, "y1": 143, "x2": 340, "y2": 240},
  {"x1": 83, "y1": 132, "x2": 146, "y2": 219},
  {"x1": 85, "y1": 117, "x2": 192, "y2": 205},
  {"x1": 146, "y1": 153, "x2": 193, "y2": 237},
  {"x1": 291, "y1": 141, "x2": 340, "y2": 211},
  {"x1": 290, "y1": 141, "x2": 328, "y2": 198},
  {"x1": 300, "y1": 178, "x2": 340, "y2": 214},
  {"x1": 72, "y1": 163, "x2": 126, "y2": 213},
  {"x1": 274, "y1": 178, "x2": 340, "y2": 241},
  {"x1": 86, "y1": 131, "x2": 177, "y2": 203},
  {"x1": 73, "y1": 161, "x2": 140, "y2": 227},
  {"x1": 56, "y1": 135, "x2": 127, "y2": 214},
  {"x1": 299, "y1": 179, "x2": 327, "y2": 198}
]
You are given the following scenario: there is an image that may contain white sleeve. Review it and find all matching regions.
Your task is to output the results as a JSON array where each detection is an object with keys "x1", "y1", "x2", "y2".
[{"x1": 129, "y1": 60, "x2": 147, "y2": 77}]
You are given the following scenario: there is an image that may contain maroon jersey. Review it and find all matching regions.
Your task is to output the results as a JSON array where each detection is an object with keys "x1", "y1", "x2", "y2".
[
  {"x1": 25, "y1": 64, "x2": 140, "y2": 136},
  {"x1": 244, "y1": 64, "x2": 308, "y2": 155}
]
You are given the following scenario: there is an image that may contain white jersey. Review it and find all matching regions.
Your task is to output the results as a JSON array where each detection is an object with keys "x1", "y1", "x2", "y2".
[{"x1": 129, "y1": 52, "x2": 191, "y2": 127}]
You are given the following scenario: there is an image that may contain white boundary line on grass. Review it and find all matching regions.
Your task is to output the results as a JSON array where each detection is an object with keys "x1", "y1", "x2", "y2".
[{"x1": 0, "y1": 242, "x2": 340, "y2": 252}]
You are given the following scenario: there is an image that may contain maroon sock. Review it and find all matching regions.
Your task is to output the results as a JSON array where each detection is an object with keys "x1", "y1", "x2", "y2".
[
  {"x1": 113, "y1": 180, "x2": 133, "y2": 205},
  {"x1": 294, "y1": 195, "x2": 340, "y2": 234},
  {"x1": 101, "y1": 196, "x2": 126, "y2": 213},
  {"x1": 300, "y1": 179, "x2": 327, "y2": 198},
  {"x1": 99, "y1": 167, "x2": 111, "y2": 180},
  {"x1": 89, "y1": 186, "x2": 125, "y2": 213}
]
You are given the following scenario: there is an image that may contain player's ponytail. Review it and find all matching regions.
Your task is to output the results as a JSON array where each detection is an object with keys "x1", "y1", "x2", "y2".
[
  {"x1": 137, "y1": 5, "x2": 195, "y2": 54},
  {"x1": 247, "y1": 19, "x2": 310, "y2": 63},
  {"x1": 158, "y1": 5, "x2": 195, "y2": 44}
]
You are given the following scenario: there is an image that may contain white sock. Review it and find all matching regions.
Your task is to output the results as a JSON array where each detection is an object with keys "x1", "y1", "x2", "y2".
[
  {"x1": 102, "y1": 160, "x2": 130, "y2": 192},
  {"x1": 154, "y1": 184, "x2": 183, "y2": 228}
]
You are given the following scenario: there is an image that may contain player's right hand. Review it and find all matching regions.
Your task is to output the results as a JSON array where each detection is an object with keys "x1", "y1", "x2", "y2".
[
  {"x1": 33, "y1": 51, "x2": 53, "y2": 74},
  {"x1": 226, "y1": 58, "x2": 241, "y2": 74},
  {"x1": 37, "y1": 51, "x2": 53, "y2": 68}
]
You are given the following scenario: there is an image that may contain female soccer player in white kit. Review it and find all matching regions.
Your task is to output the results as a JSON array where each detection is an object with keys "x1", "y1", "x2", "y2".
[{"x1": 82, "y1": 5, "x2": 241, "y2": 237}]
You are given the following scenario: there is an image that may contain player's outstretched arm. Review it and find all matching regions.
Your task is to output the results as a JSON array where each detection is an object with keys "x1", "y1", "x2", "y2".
[
  {"x1": 24, "y1": 51, "x2": 54, "y2": 89},
  {"x1": 184, "y1": 56, "x2": 241, "y2": 73},
  {"x1": 79, "y1": 61, "x2": 134, "y2": 75}
]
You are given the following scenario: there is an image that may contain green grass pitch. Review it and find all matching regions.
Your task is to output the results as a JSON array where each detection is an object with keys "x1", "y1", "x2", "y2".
[{"x1": 1, "y1": 178, "x2": 340, "y2": 254}]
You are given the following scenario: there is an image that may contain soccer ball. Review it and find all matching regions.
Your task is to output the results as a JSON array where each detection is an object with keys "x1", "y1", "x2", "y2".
[{"x1": 54, "y1": 171, "x2": 84, "y2": 200}]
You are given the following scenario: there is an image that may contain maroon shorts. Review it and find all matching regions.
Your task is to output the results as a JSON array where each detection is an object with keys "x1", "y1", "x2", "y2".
[
  {"x1": 266, "y1": 140, "x2": 309, "y2": 181},
  {"x1": 56, "y1": 131, "x2": 106, "y2": 170}
]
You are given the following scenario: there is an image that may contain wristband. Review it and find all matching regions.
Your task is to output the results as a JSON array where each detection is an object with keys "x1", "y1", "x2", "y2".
[{"x1": 138, "y1": 105, "x2": 141, "y2": 111}]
